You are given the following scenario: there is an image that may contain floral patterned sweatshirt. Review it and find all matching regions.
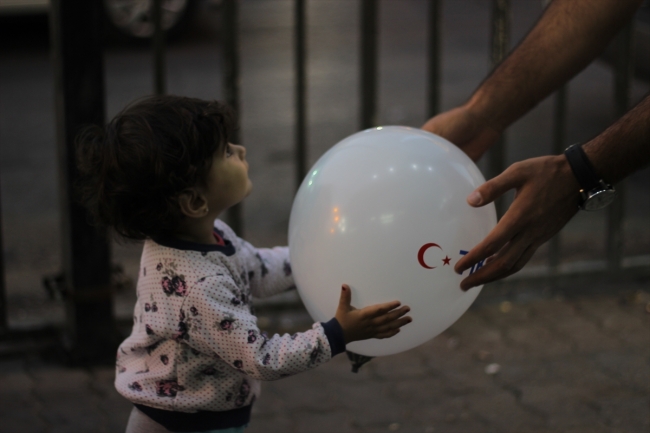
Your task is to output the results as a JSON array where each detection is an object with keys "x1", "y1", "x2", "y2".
[{"x1": 115, "y1": 219, "x2": 345, "y2": 432}]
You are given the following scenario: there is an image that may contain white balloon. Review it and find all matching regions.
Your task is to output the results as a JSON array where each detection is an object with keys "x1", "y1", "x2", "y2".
[{"x1": 289, "y1": 126, "x2": 496, "y2": 357}]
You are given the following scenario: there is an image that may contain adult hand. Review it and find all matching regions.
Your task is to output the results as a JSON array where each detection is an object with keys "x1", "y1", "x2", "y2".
[
  {"x1": 454, "y1": 155, "x2": 581, "y2": 290},
  {"x1": 335, "y1": 284, "x2": 412, "y2": 344},
  {"x1": 421, "y1": 105, "x2": 502, "y2": 162}
]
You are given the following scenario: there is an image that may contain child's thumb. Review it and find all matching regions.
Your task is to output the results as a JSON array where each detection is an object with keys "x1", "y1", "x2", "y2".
[{"x1": 338, "y1": 284, "x2": 351, "y2": 311}]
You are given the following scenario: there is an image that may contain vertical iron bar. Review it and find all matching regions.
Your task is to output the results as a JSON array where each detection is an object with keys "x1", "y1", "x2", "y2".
[
  {"x1": 0, "y1": 182, "x2": 6, "y2": 335},
  {"x1": 488, "y1": 0, "x2": 510, "y2": 218},
  {"x1": 427, "y1": 0, "x2": 441, "y2": 117},
  {"x1": 223, "y1": 0, "x2": 243, "y2": 235},
  {"x1": 50, "y1": 0, "x2": 116, "y2": 363},
  {"x1": 295, "y1": 0, "x2": 307, "y2": 190},
  {"x1": 490, "y1": 0, "x2": 510, "y2": 64},
  {"x1": 548, "y1": 85, "x2": 567, "y2": 273},
  {"x1": 153, "y1": 0, "x2": 167, "y2": 95},
  {"x1": 360, "y1": 0, "x2": 378, "y2": 130},
  {"x1": 607, "y1": 22, "x2": 634, "y2": 271}
]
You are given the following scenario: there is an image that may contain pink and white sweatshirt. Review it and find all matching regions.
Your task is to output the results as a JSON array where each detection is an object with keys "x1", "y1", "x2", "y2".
[{"x1": 115, "y1": 219, "x2": 345, "y2": 432}]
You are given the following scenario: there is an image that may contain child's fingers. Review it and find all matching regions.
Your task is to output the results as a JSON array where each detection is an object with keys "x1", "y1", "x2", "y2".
[
  {"x1": 371, "y1": 305, "x2": 410, "y2": 325},
  {"x1": 362, "y1": 300, "x2": 402, "y2": 318},
  {"x1": 337, "y1": 284, "x2": 352, "y2": 312},
  {"x1": 375, "y1": 316, "x2": 412, "y2": 333},
  {"x1": 374, "y1": 329, "x2": 400, "y2": 339}
]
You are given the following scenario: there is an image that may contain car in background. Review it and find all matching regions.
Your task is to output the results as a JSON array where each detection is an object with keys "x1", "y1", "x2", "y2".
[{"x1": 0, "y1": 0, "x2": 210, "y2": 41}]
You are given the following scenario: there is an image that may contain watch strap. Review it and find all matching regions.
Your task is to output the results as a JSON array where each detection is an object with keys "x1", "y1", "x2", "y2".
[{"x1": 564, "y1": 144, "x2": 600, "y2": 192}]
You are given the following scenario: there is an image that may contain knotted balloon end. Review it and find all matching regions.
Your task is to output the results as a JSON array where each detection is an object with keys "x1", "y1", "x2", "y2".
[{"x1": 346, "y1": 350, "x2": 374, "y2": 373}]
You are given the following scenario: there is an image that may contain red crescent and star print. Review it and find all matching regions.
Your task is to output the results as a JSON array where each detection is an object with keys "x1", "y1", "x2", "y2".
[{"x1": 417, "y1": 243, "x2": 483, "y2": 275}]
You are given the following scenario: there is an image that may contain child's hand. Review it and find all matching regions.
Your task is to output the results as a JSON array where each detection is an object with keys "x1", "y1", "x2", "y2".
[{"x1": 335, "y1": 284, "x2": 412, "y2": 344}]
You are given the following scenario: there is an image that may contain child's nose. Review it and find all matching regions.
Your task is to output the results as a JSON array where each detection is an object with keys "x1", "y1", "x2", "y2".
[{"x1": 236, "y1": 144, "x2": 246, "y2": 159}]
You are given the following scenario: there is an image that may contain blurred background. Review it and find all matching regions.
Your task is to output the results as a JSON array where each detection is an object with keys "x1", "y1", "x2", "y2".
[
  {"x1": 0, "y1": 1, "x2": 649, "y2": 431},
  {"x1": 1, "y1": 0, "x2": 648, "y2": 333}
]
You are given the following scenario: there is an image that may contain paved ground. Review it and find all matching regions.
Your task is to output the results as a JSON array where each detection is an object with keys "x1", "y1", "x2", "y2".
[{"x1": 1, "y1": 290, "x2": 649, "y2": 433}]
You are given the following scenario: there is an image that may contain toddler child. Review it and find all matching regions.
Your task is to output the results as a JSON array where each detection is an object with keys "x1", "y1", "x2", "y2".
[{"x1": 76, "y1": 95, "x2": 412, "y2": 433}]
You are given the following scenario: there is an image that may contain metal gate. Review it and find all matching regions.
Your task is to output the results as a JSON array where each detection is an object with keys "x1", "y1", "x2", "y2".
[{"x1": 0, "y1": 0, "x2": 647, "y2": 363}]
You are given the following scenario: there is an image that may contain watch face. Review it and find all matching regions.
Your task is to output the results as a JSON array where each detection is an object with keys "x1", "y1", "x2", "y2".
[{"x1": 583, "y1": 189, "x2": 617, "y2": 211}]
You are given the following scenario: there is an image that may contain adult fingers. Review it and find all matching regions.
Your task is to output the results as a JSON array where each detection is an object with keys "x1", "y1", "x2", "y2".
[
  {"x1": 460, "y1": 243, "x2": 538, "y2": 290},
  {"x1": 455, "y1": 165, "x2": 528, "y2": 275},
  {"x1": 421, "y1": 106, "x2": 501, "y2": 162},
  {"x1": 459, "y1": 232, "x2": 529, "y2": 290},
  {"x1": 454, "y1": 202, "x2": 528, "y2": 275},
  {"x1": 466, "y1": 163, "x2": 526, "y2": 208},
  {"x1": 457, "y1": 155, "x2": 581, "y2": 287}
]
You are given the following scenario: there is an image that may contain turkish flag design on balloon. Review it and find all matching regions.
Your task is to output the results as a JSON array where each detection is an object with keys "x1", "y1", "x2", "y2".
[
  {"x1": 289, "y1": 127, "x2": 496, "y2": 357},
  {"x1": 417, "y1": 243, "x2": 441, "y2": 269},
  {"x1": 418, "y1": 243, "x2": 454, "y2": 269}
]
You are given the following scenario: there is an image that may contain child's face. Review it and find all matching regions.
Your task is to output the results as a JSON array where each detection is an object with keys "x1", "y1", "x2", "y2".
[{"x1": 204, "y1": 142, "x2": 252, "y2": 214}]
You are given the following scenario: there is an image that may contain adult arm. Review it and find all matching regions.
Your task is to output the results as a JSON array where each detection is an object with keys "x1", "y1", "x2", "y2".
[
  {"x1": 422, "y1": 0, "x2": 643, "y2": 161},
  {"x1": 455, "y1": 94, "x2": 650, "y2": 290}
]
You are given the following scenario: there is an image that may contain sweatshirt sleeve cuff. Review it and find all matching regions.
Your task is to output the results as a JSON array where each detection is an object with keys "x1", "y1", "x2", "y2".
[{"x1": 321, "y1": 318, "x2": 346, "y2": 357}]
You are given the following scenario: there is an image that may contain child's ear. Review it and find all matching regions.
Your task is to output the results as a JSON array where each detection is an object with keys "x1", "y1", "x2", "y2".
[{"x1": 177, "y1": 188, "x2": 209, "y2": 219}]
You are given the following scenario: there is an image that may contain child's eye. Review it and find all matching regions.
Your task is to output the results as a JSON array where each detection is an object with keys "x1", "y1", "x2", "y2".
[{"x1": 225, "y1": 145, "x2": 233, "y2": 157}]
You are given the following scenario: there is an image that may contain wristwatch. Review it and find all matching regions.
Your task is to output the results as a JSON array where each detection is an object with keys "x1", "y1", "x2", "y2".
[{"x1": 563, "y1": 143, "x2": 616, "y2": 211}]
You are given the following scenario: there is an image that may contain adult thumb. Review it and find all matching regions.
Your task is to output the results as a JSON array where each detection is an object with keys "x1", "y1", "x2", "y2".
[{"x1": 338, "y1": 284, "x2": 351, "y2": 311}]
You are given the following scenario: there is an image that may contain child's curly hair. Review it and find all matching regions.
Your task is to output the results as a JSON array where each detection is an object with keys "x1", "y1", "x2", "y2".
[{"x1": 76, "y1": 95, "x2": 235, "y2": 240}]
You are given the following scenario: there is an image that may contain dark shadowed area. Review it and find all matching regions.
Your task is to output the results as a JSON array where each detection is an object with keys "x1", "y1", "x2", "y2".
[{"x1": 0, "y1": 1, "x2": 648, "y2": 432}]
